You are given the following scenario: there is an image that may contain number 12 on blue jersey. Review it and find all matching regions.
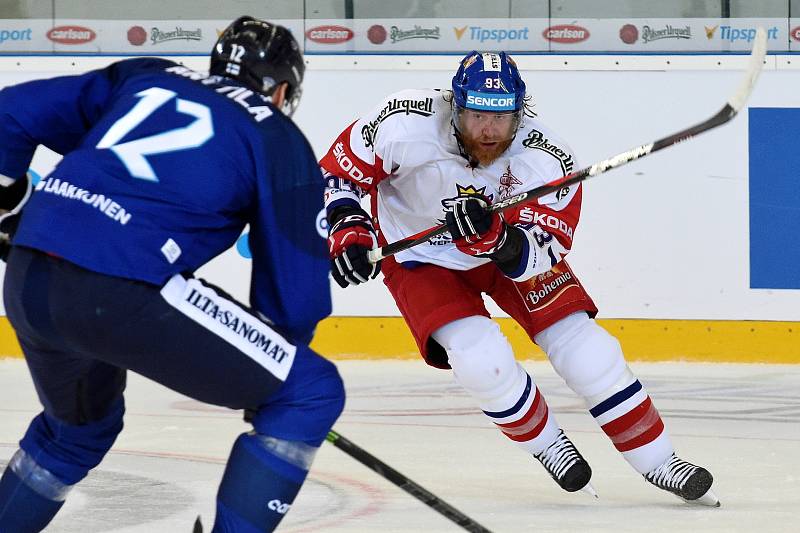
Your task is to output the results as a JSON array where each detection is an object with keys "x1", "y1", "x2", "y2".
[{"x1": 96, "y1": 87, "x2": 215, "y2": 182}]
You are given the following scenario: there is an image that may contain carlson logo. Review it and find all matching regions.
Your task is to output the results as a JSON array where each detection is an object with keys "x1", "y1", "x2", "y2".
[
  {"x1": 47, "y1": 25, "x2": 95, "y2": 44},
  {"x1": 543, "y1": 25, "x2": 589, "y2": 44},
  {"x1": 791, "y1": 26, "x2": 800, "y2": 41},
  {"x1": 305, "y1": 25, "x2": 353, "y2": 44}
]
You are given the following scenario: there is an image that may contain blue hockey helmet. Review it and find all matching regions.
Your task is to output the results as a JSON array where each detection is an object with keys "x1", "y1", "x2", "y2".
[
  {"x1": 451, "y1": 52, "x2": 527, "y2": 161},
  {"x1": 451, "y1": 51, "x2": 526, "y2": 114}
]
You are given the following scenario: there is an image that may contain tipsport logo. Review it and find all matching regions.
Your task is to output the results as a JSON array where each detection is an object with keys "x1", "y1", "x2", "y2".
[
  {"x1": 453, "y1": 25, "x2": 530, "y2": 44},
  {"x1": 0, "y1": 28, "x2": 32, "y2": 45},
  {"x1": 705, "y1": 25, "x2": 779, "y2": 42}
]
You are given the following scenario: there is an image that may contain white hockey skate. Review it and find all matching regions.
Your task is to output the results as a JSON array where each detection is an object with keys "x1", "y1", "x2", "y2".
[
  {"x1": 644, "y1": 453, "x2": 720, "y2": 507},
  {"x1": 533, "y1": 430, "x2": 597, "y2": 497}
]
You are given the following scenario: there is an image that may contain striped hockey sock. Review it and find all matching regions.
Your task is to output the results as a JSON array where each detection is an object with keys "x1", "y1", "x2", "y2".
[
  {"x1": 590, "y1": 378, "x2": 673, "y2": 474},
  {"x1": 482, "y1": 372, "x2": 560, "y2": 455}
]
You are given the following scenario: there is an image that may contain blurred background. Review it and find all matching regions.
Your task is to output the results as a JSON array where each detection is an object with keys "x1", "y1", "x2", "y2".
[
  {"x1": 0, "y1": 0, "x2": 798, "y2": 53},
  {"x1": 0, "y1": 0, "x2": 797, "y2": 364}
]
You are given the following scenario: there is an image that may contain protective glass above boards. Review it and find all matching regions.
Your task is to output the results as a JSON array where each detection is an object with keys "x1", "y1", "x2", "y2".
[{"x1": 0, "y1": 0, "x2": 796, "y2": 54}]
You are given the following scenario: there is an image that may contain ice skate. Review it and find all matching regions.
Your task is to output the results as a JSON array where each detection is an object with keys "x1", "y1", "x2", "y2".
[
  {"x1": 644, "y1": 453, "x2": 720, "y2": 507},
  {"x1": 534, "y1": 430, "x2": 596, "y2": 496}
]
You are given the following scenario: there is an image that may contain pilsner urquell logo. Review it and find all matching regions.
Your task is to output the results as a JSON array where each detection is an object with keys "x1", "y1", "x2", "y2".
[
  {"x1": 390, "y1": 25, "x2": 440, "y2": 43},
  {"x1": 150, "y1": 26, "x2": 202, "y2": 44}
]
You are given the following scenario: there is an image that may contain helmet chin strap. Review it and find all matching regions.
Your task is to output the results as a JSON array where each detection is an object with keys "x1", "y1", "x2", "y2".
[
  {"x1": 270, "y1": 83, "x2": 285, "y2": 107},
  {"x1": 263, "y1": 82, "x2": 296, "y2": 116},
  {"x1": 450, "y1": 101, "x2": 479, "y2": 168},
  {"x1": 451, "y1": 127, "x2": 479, "y2": 169}
]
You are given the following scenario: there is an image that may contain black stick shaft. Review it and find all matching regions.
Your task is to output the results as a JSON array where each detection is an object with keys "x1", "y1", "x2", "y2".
[
  {"x1": 373, "y1": 104, "x2": 734, "y2": 262},
  {"x1": 326, "y1": 430, "x2": 493, "y2": 533},
  {"x1": 368, "y1": 27, "x2": 766, "y2": 264}
]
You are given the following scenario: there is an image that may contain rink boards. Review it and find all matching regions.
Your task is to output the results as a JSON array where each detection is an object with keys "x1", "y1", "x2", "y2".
[
  {"x1": 0, "y1": 56, "x2": 799, "y2": 365},
  {"x1": 0, "y1": 316, "x2": 797, "y2": 363}
]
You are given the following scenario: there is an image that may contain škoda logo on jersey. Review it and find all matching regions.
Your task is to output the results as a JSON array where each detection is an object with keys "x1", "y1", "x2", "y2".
[
  {"x1": 333, "y1": 142, "x2": 374, "y2": 185},
  {"x1": 522, "y1": 129, "x2": 574, "y2": 176},
  {"x1": 361, "y1": 97, "x2": 434, "y2": 149}
]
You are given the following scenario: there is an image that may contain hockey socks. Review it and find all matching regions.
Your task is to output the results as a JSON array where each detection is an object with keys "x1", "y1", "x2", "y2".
[
  {"x1": 481, "y1": 369, "x2": 561, "y2": 454},
  {"x1": 213, "y1": 432, "x2": 318, "y2": 533},
  {"x1": 589, "y1": 378, "x2": 674, "y2": 474},
  {"x1": 0, "y1": 449, "x2": 69, "y2": 533}
]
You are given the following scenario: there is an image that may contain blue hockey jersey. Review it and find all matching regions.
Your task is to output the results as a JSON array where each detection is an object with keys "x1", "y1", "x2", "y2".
[{"x1": 0, "y1": 58, "x2": 330, "y2": 343}]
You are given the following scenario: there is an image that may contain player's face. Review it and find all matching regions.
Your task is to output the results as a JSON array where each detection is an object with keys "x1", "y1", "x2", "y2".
[{"x1": 457, "y1": 109, "x2": 517, "y2": 166}]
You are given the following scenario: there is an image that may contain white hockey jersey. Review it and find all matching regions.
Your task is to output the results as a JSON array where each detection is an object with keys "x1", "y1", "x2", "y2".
[{"x1": 320, "y1": 88, "x2": 582, "y2": 281}]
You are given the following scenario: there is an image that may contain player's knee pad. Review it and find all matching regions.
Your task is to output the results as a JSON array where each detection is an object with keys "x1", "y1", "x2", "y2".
[
  {"x1": 252, "y1": 346, "x2": 345, "y2": 446},
  {"x1": 19, "y1": 398, "x2": 124, "y2": 487},
  {"x1": 432, "y1": 316, "x2": 517, "y2": 398},
  {"x1": 534, "y1": 312, "x2": 628, "y2": 399}
]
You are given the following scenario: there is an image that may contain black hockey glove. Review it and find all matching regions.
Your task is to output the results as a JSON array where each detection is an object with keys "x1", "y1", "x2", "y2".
[
  {"x1": 0, "y1": 174, "x2": 32, "y2": 262},
  {"x1": 445, "y1": 195, "x2": 526, "y2": 276},
  {"x1": 327, "y1": 206, "x2": 381, "y2": 288}
]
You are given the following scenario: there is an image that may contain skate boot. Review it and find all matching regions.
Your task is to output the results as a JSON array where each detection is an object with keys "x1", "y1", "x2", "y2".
[
  {"x1": 644, "y1": 453, "x2": 720, "y2": 507},
  {"x1": 533, "y1": 430, "x2": 596, "y2": 496}
]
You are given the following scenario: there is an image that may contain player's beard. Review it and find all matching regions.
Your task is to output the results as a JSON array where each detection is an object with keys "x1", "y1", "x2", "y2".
[{"x1": 460, "y1": 134, "x2": 513, "y2": 167}]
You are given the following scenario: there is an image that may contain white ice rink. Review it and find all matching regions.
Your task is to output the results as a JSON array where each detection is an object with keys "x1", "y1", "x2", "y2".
[{"x1": 1, "y1": 358, "x2": 798, "y2": 532}]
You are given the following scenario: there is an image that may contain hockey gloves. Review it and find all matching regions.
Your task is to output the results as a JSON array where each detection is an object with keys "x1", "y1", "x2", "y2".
[
  {"x1": 327, "y1": 206, "x2": 380, "y2": 288},
  {"x1": 445, "y1": 195, "x2": 525, "y2": 274},
  {"x1": 445, "y1": 196, "x2": 509, "y2": 256},
  {"x1": 0, "y1": 173, "x2": 31, "y2": 262}
]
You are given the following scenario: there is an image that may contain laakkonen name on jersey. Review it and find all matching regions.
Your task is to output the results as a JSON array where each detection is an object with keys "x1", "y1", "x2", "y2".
[{"x1": 35, "y1": 177, "x2": 131, "y2": 225}]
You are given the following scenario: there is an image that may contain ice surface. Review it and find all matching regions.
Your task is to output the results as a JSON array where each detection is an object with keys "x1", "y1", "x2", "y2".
[{"x1": 1, "y1": 359, "x2": 798, "y2": 532}]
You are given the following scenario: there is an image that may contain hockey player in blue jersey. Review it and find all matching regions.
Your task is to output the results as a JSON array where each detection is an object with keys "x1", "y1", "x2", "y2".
[{"x1": 0, "y1": 17, "x2": 344, "y2": 532}]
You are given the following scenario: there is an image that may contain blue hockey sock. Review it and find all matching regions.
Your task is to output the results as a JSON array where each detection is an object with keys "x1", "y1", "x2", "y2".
[
  {"x1": 0, "y1": 450, "x2": 70, "y2": 533},
  {"x1": 212, "y1": 433, "x2": 318, "y2": 533}
]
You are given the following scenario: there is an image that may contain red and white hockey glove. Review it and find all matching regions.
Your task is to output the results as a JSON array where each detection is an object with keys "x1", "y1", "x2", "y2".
[
  {"x1": 445, "y1": 196, "x2": 508, "y2": 257},
  {"x1": 327, "y1": 207, "x2": 380, "y2": 288}
]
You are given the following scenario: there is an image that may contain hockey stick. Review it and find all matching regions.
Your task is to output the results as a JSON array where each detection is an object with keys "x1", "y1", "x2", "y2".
[
  {"x1": 367, "y1": 27, "x2": 767, "y2": 264},
  {"x1": 326, "y1": 430, "x2": 493, "y2": 532}
]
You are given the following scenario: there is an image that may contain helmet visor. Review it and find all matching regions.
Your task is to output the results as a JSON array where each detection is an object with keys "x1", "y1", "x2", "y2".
[{"x1": 281, "y1": 85, "x2": 302, "y2": 117}]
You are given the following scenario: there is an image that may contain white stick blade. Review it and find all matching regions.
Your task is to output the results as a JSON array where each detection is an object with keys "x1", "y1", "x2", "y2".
[{"x1": 728, "y1": 26, "x2": 767, "y2": 112}]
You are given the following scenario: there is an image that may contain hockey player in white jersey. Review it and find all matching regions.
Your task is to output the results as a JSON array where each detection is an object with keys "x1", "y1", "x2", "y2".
[{"x1": 320, "y1": 51, "x2": 719, "y2": 506}]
